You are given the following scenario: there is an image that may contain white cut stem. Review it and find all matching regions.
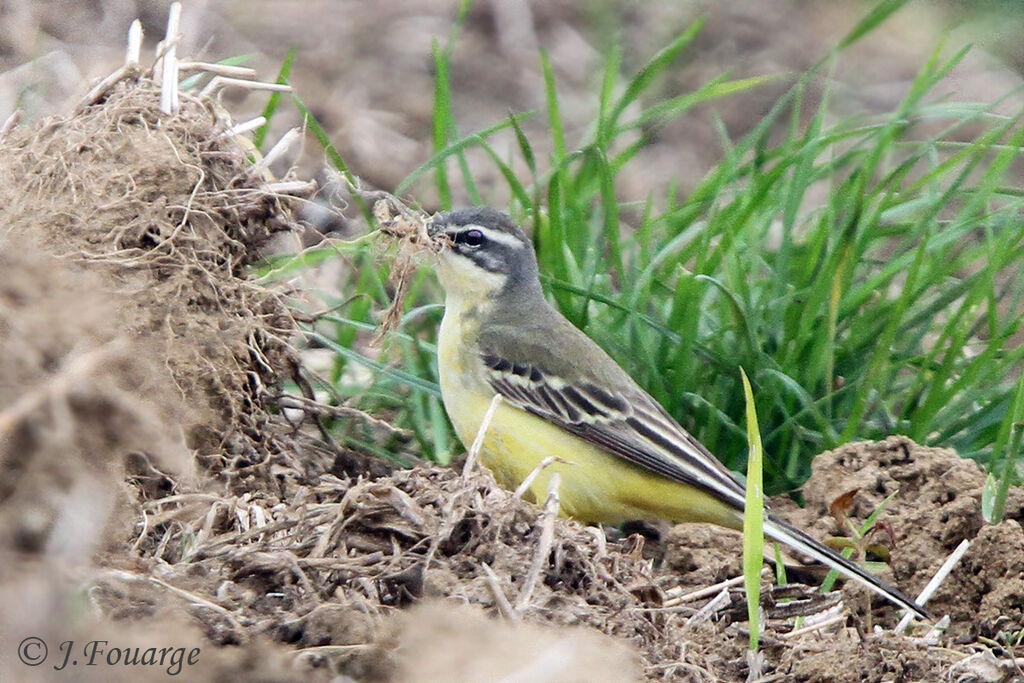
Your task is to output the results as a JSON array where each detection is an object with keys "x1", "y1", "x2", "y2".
[
  {"x1": 513, "y1": 456, "x2": 557, "y2": 499},
  {"x1": 919, "y1": 614, "x2": 950, "y2": 645},
  {"x1": 199, "y1": 75, "x2": 292, "y2": 99},
  {"x1": 153, "y1": 40, "x2": 165, "y2": 83},
  {"x1": 778, "y1": 612, "x2": 845, "y2": 640},
  {"x1": 746, "y1": 649, "x2": 764, "y2": 683},
  {"x1": 125, "y1": 20, "x2": 143, "y2": 67},
  {"x1": 585, "y1": 526, "x2": 607, "y2": 559},
  {"x1": 894, "y1": 538, "x2": 969, "y2": 635},
  {"x1": 217, "y1": 116, "x2": 267, "y2": 139},
  {"x1": 79, "y1": 66, "x2": 135, "y2": 108},
  {"x1": 514, "y1": 473, "x2": 561, "y2": 611},
  {"x1": 160, "y1": 3, "x2": 182, "y2": 114},
  {"x1": 178, "y1": 62, "x2": 257, "y2": 79},
  {"x1": 482, "y1": 563, "x2": 519, "y2": 621},
  {"x1": 462, "y1": 394, "x2": 503, "y2": 476},
  {"x1": 666, "y1": 573, "x2": 748, "y2": 607},
  {"x1": 252, "y1": 127, "x2": 301, "y2": 172},
  {"x1": 0, "y1": 109, "x2": 23, "y2": 139},
  {"x1": 261, "y1": 180, "x2": 317, "y2": 196}
]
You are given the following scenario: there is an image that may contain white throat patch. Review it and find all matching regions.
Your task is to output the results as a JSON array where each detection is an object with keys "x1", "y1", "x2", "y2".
[{"x1": 436, "y1": 249, "x2": 507, "y2": 295}]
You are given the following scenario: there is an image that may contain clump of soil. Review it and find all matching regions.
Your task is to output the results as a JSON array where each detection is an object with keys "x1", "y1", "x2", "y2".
[
  {"x1": 112, "y1": 465, "x2": 705, "y2": 680},
  {"x1": 652, "y1": 438, "x2": 1024, "y2": 681},
  {"x1": 773, "y1": 629, "x2": 951, "y2": 683},
  {"x1": 0, "y1": 79, "x2": 300, "y2": 460},
  {"x1": 661, "y1": 522, "x2": 744, "y2": 588},
  {"x1": 0, "y1": 237, "x2": 187, "y2": 564},
  {"x1": 787, "y1": 436, "x2": 1024, "y2": 642},
  {"x1": 385, "y1": 601, "x2": 641, "y2": 683},
  {"x1": 0, "y1": 74, "x2": 315, "y2": 681}
]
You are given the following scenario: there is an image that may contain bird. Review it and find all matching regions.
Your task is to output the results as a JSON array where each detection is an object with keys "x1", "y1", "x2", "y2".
[{"x1": 426, "y1": 206, "x2": 929, "y2": 619}]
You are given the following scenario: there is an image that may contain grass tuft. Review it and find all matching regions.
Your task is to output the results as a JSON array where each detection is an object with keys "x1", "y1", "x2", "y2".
[{"x1": 286, "y1": 8, "x2": 1024, "y2": 497}]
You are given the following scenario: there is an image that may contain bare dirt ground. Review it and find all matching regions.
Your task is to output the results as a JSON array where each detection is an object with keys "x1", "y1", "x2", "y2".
[{"x1": 3, "y1": 2, "x2": 1024, "y2": 682}]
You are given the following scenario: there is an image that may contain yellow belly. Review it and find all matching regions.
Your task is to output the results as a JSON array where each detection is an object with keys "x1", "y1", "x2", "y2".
[
  {"x1": 449, "y1": 392, "x2": 741, "y2": 526},
  {"x1": 437, "y1": 303, "x2": 740, "y2": 527}
]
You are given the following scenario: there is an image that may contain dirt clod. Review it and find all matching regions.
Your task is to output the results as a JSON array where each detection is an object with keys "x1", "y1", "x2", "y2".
[{"x1": 787, "y1": 436, "x2": 1024, "y2": 640}]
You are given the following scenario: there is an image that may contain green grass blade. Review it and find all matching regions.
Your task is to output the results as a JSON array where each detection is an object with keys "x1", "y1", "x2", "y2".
[
  {"x1": 540, "y1": 49, "x2": 567, "y2": 160},
  {"x1": 740, "y1": 368, "x2": 764, "y2": 651},
  {"x1": 309, "y1": 331, "x2": 442, "y2": 398},
  {"x1": 396, "y1": 114, "x2": 532, "y2": 196},
  {"x1": 990, "y1": 370, "x2": 1024, "y2": 522},
  {"x1": 254, "y1": 48, "x2": 295, "y2": 152},
  {"x1": 431, "y1": 39, "x2": 454, "y2": 208},
  {"x1": 606, "y1": 19, "x2": 705, "y2": 132},
  {"x1": 837, "y1": 0, "x2": 913, "y2": 50}
]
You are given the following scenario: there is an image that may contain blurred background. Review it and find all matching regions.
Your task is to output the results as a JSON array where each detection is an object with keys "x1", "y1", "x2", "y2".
[{"x1": 2, "y1": 0, "x2": 1022, "y2": 208}]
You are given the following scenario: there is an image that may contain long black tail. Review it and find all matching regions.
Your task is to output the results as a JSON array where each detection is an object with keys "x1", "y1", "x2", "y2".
[{"x1": 763, "y1": 515, "x2": 929, "y2": 619}]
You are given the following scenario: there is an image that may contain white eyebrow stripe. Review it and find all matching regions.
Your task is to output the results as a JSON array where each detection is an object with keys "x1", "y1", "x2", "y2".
[{"x1": 465, "y1": 224, "x2": 527, "y2": 249}]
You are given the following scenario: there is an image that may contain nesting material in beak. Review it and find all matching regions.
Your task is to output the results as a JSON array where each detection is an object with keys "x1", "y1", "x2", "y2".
[{"x1": 372, "y1": 200, "x2": 449, "y2": 343}]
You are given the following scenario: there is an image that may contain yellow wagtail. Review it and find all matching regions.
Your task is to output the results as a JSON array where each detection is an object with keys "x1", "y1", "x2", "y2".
[{"x1": 427, "y1": 206, "x2": 928, "y2": 619}]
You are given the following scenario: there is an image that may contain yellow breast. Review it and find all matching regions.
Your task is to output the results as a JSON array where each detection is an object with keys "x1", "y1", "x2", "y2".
[{"x1": 436, "y1": 296, "x2": 739, "y2": 528}]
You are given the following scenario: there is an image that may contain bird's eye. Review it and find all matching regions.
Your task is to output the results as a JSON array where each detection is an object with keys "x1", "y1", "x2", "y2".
[{"x1": 457, "y1": 229, "x2": 485, "y2": 248}]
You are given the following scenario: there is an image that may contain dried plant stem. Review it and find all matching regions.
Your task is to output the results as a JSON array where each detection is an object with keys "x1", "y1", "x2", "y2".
[
  {"x1": 160, "y1": 2, "x2": 182, "y2": 114},
  {"x1": 515, "y1": 473, "x2": 561, "y2": 611},
  {"x1": 79, "y1": 66, "x2": 139, "y2": 109},
  {"x1": 585, "y1": 526, "x2": 607, "y2": 559},
  {"x1": 125, "y1": 20, "x2": 143, "y2": 67},
  {"x1": 273, "y1": 393, "x2": 408, "y2": 435},
  {"x1": 261, "y1": 180, "x2": 317, "y2": 196},
  {"x1": 513, "y1": 456, "x2": 560, "y2": 499},
  {"x1": 218, "y1": 116, "x2": 267, "y2": 138},
  {"x1": 252, "y1": 127, "x2": 301, "y2": 173},
  {"x1": 79, "y1": 19, "x2": 144, "y2": 111},
  {"x1": 199, "y1": 76, "x2": 293, "y2": 99},
  {"x1": 894, "y1": 538, "x2": 969, "y2": 635},
  {"x1": 0, "y1": 109, "x2": 23, "y2": 139},
  {"x1": 918, "y1": 615, "x2": 950, "y2": 645},
  {"x1": 178, "y1": 62, "x2": 256, "y2": 79},
  {"x1": 482, "y1": 563, "x2": 520, "y2": 621},
  {"x1": 462, "y1": 394, "x2": 504, "y2": 476},
  {"x1": 778, "y1": 612, "x2": 846, "y2": 640},
  {"x1": 150, "y1": 576, "x2": 243, "y2": 632},
  {"x1": 665, "y1": 574, "x2": 748, "y2": 607},
  {"x1": 682, "y1": 587, "x2": 731, "y2": 632}
]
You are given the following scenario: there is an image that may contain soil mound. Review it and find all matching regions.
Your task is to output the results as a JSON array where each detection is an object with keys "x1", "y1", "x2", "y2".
[{"x1": 792, "y1": 436, "x2": 1024, "y2": 642}]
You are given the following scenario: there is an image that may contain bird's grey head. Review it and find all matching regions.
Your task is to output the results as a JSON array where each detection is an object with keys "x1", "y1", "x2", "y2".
[{"x1": 428, "y1": 207, "x2": 540, "y2": 298}]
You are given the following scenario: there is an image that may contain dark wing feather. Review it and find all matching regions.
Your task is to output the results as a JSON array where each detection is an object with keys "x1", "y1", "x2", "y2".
[{"x1": 480, "y1": 352, "x2": 748, "y2": 509}]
